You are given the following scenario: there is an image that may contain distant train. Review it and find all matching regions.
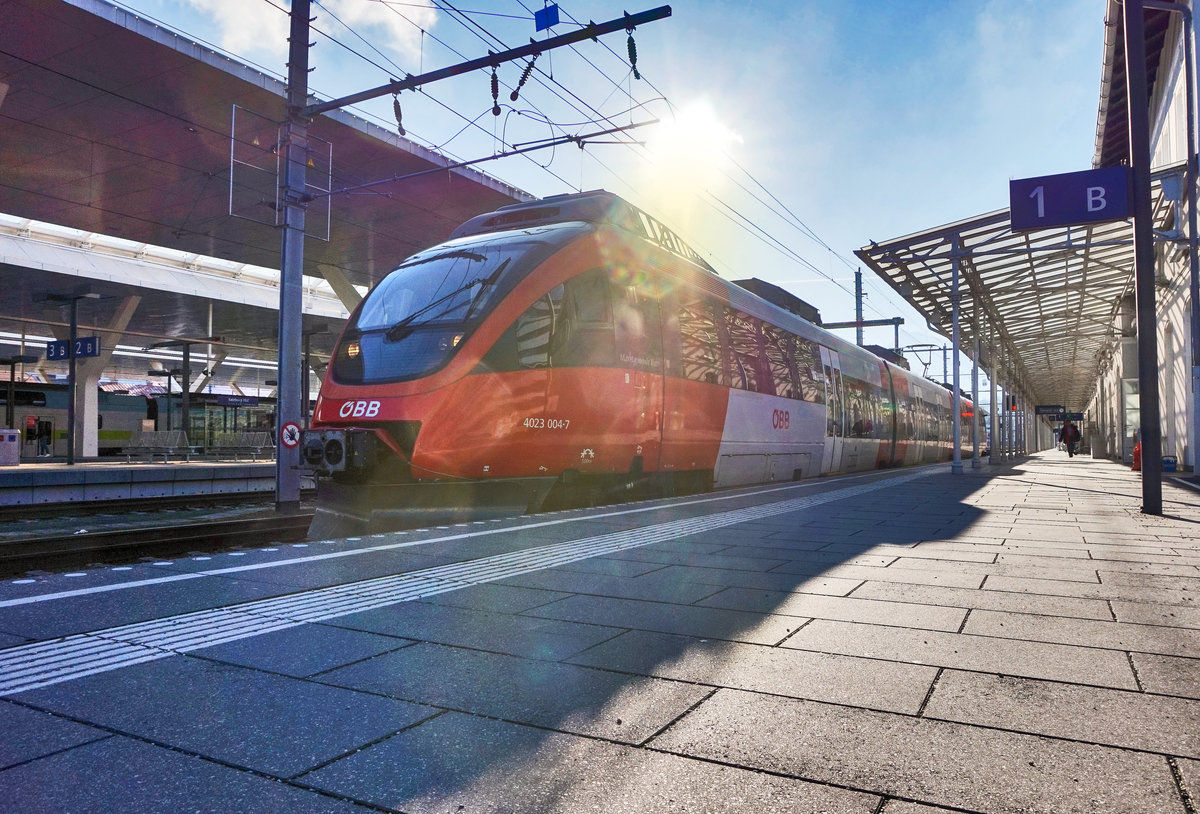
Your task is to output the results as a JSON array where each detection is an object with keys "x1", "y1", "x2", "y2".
[
  {"x1": 302, "y1": 191, "x2": 973, "y2": 536},
  {"x1": 0, "y1": 383, "x2": 276, "y2": 458}
]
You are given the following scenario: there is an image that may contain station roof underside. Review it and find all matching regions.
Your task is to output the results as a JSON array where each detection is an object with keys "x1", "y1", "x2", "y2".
[
  {"x1": 856, "y1": 166, "x2": 1185, "y2": 415},
  {"x1": 0, "y1": 0, "x2": 530, "y2": 384}
]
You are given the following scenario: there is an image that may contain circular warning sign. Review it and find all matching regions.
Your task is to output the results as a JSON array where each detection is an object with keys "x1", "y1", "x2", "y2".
[{"x1": 280, "y1": 421, "x2": 302, "y2": 448}]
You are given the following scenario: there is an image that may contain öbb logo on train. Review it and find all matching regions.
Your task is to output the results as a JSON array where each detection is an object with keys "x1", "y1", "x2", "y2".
[
  {"x1": 338, "y1": 400, "x2": 381, "y2": 418},
  {"x1": 772, "y1": 408, "x2": 790, "y2": 430}
]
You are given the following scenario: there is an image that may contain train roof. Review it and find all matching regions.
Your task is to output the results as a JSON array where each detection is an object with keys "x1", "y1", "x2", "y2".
[{"x1": 449, "y1": 190, "x2": 717, "y2": 276}]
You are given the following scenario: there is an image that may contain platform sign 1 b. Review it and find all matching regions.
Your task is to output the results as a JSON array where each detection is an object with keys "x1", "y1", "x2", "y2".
[
  {"x1": 46, "y1": 336, "x2": 101, "y2": 360},
  {"x1": 1009, "y1": 166, "x2": 1130, "y2": 232}
]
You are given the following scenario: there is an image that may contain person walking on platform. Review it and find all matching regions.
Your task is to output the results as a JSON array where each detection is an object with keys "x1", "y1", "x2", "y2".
[{"x1": 1059, "y1": 419, "x2": 1080, "y2": 458}]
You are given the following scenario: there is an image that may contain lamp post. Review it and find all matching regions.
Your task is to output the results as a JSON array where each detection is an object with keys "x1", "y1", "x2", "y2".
[
  {"x1": 1, "y1": 354, "x2": 39, "y2": 429},
  {"x1": 146, "y1": 370, "x2": 179, "y2": 431},
  {"x1": 145, "y1": 337, "x2": 221, "y2": 443}
]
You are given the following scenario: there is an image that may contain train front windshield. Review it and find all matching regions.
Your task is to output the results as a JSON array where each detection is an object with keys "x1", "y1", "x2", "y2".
[{"x1": 332, "y1": 237, "x2": 543, "y2": 384}]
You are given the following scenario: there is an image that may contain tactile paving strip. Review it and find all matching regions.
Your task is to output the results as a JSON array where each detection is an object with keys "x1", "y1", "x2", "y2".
[{"x1": 0, "y1": 471, "x2": 928, "y2": 695}]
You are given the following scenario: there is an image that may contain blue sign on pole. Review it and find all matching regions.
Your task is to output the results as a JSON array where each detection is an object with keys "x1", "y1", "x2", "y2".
[
  {"x1": 46, "y1": 336, "x2": 100, "y2": 360},
  {"x1": 534, "y1": 3, "x2": 559, "y2": 31},
  {"x1": 1009, "y1": 166, "x2": 1130, "y2": 232}
]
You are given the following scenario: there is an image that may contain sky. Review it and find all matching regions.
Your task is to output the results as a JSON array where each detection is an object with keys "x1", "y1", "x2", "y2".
[{"x1": 115, "y1": 0, "x2": 1105, "y2": 384}]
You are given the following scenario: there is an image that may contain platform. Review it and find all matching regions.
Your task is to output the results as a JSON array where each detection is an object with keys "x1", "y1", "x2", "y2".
[
  {"x1": 0, "y1": 451, "x2": 1197, "y2": 812},
  {"x1": 0, "y1": 459, "x2": 276, "y2": 508}
]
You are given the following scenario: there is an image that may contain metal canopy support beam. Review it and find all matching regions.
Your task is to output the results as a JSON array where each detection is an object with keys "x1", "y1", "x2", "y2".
[
  {"x1": 973, "y1": 318, "x2": 982, "y2": 467},
  {"x1": 1125, "y1": 0, "x2": 1164, "y2": 513},
  {"x1": 951, "y1": 233, "x2": 964, "y2": 474},
  {"x1": 990, "y1": 330, "x2": 999, "y2": 465}
]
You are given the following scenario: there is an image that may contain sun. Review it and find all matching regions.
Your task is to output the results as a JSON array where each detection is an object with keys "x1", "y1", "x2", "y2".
[{"x1": 633, "y1": 100, "x2": 744, "y2": 250}]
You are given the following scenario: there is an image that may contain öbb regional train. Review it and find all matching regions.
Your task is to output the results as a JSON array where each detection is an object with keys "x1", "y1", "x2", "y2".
[{"x1": 302, "y1": 191, "x2": 972, "y2": 536}]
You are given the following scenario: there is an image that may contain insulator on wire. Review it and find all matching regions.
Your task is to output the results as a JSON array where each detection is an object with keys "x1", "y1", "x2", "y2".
[
  {"x1": 490, "y1": 67, "x2": 501, "y2": 116},
  {"x1": 627, "y1": 33, "x2": 640, "y2": 80},
  {"x1": 510, "y1": 54, "x2": 538, "y2": 102},
  {"x1": 392, "y1": 93, "x2": 405, "y2": 137}
]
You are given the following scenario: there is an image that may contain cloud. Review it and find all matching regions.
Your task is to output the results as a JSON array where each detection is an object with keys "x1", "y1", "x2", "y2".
[{"x1": 184, "y1": 0, "x2": 437, "y2": 66}]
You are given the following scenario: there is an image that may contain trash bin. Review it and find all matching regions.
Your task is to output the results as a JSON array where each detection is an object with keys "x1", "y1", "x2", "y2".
[
  {"x1": 0, "y1": 429, "x2": 19, "y2": 466},
  {"x1": 1162, "y1": 455, "x2": 1178, "y2": 473}
]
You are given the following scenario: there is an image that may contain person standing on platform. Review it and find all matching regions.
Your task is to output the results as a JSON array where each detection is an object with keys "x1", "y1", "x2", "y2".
[{"x1": 1059, "y1": 419, "x2": 1080, "y2": 458}]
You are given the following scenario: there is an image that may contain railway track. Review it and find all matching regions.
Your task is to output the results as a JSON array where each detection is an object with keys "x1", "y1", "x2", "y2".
[{"x1": 0, "y1": 511, "x2": 314, "y2": 577}]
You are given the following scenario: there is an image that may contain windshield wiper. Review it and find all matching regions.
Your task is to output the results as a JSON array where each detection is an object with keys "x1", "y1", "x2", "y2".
[{"x1": 384, "y1": 260, "x2": 508, "y2": 342}]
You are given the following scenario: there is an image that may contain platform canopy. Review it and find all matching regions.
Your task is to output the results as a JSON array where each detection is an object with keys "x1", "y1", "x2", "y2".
[
  {"x1": 0, "y1": 0, "x2": 531, "y2": 384},
  {"x1": 855, "y1": 166, "x2": 1185, "y2": 414}
]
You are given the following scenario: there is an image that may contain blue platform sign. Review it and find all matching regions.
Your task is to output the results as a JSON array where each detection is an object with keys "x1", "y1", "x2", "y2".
[
  {"x1": 1009, "y1": 166, "x2": 1130, "y2": 232},
  {"x1": 46, "y1": 336, "x2": 100, "y2": 360}
]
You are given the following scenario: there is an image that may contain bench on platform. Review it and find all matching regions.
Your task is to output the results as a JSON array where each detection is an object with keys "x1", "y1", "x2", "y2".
[
  {"x1": 123, "y1": 430, "x2": 199, "y2": 462},
  {"x1": 208, "y1": 431, "x2": 275, "y2": 461}
]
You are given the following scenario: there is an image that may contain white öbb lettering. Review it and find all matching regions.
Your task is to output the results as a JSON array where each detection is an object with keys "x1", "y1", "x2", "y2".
[{"x1": 339, "y1": 400, "x2": 381, "y2": 418}]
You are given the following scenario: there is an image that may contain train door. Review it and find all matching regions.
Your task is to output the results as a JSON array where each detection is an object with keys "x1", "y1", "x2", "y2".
[
  {"x1": 820, "y1": 346, "x2": 845, "y2": 472},
  {"x1": 612, "y1": 278, "x2": 663, "y2": 474}
]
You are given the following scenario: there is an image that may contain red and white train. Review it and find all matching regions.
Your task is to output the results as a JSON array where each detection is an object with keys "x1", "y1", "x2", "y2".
[{"x1": 302, "y1": 191, "x2": 972, "y2": 536}]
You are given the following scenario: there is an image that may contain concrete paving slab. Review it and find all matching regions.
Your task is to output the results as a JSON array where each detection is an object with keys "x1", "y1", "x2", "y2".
[
  {"x1": 557, "y1": 556, "x2": 671, "y2": 577},
  {"x1": 647, "y1": 563, "x2": 865, "y2": 596},
  {"x1": 302, "y1": 711, "x2": 881, "y2": 813},
  {"x1": 13, "y1": 656, "x2": 432, "y2": 777},
  {"x1": 413, "y1": 581, "x2": 572, "y2": 614},
  {"x1": 782, "y1": 619, "x2": 1138, "y2": 689},
  {"x1": 192, "y1": 621, "x2": 414, "y2": 678},
  {"x1": 1178, "y1": 758, "x2": 1200, "y2": 809},
  {"x1": 810, "y1": 562, "x2": 984, "y2": 589},
  {"x1": 1129, "y1": 652, "x2": 1200, "y2": 698},
  {"x1": 318, "y1": 642, "x2": 709, "y2": 744},
  {"x1": 525, "y1": 594, "x2": 798, "y2": 645},
  {"x1": 852, "y1": 581, "x2": 1112, "y2": 619},
  {"x1": 819, "y1": 542, "x2": 999, "y2": 563},
  {"x1": 0, "y1": 699, "x2": 107, "y2": 770},
  {"x1": 567, "y1": 628, "x2": 937, "y2": 714},
  {"x1": 983, "y1": 574, "x2": 1198, "y2": 605},
  {"x1": 696, "y1": 587, "x2": 967, "y2": 631},
  {"x1": 0, "y1": 735, "x2": 363, "y2": 812},
  {"x1": 1112, "y1": 599, "x2": 1200, "y2": 628},
  {"x1": 923, "y1": 670, "x2": 1200, "y2": 757},
  {"x1": 963, "y1": 609, "x2": 1200, "y2": 658},
  {"x1": 332, "y1": 599, "x2": 622, "y2": 661},
  {"x1": 650, "y1": 689, "x2": 1184, "y2": 814},
  {"x1": 494, "y1": 567, "x2": 725, "y2": 605}
]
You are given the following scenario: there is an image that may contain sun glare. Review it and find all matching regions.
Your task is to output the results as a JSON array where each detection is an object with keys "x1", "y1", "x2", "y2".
[{"x1": 635, "y1": 101, "x2": 744, "y2": 257}]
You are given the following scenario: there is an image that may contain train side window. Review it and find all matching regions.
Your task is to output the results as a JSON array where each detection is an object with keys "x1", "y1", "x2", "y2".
[
  {"x1": 763, "y1": 325, "x2": 798, "y2": 400},
  {"x1": 550, "y1": 269, "x2": 615, "y2": 368},
  {"x1": 792, "y1": 338, "x2": 824, "y2": 404},
  {"x1": 725, "y1": 310, "x2": 759, "y2": 393},
  {"x1": 514, "y1": 284, "x2": 563, "y2": 369},
  {"x1": 678, "y1": 296, "x2": 723, "y2": 385}
]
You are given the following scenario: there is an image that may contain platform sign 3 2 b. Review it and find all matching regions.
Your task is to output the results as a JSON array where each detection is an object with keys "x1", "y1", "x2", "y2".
[{"x1": 46, "y1": 336, "x2": 101, "y2": 360}]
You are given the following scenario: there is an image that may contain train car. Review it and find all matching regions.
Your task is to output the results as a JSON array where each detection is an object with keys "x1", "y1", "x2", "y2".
[
  {"x1": 302, "y1": 191, "x2": 974, "y2": 536},
  {"x1": 0, "y1": 384, "x2": 153, "y2": 458}
]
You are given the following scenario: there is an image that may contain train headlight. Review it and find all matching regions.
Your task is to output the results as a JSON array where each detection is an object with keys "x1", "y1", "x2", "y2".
[{"x1": 346, "y1": 341, "x2": 360, "y2": 358}]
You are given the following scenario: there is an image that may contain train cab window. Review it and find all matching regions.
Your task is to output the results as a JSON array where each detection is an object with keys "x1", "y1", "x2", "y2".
[
  {"x1": 678, "y1": 296, "x2": 724, "y2": 385},
  {"x1": 612, "y1": 282, "x2": 662, "y2": 373},
  {"x1": 548, "y1": 268, "x2": 616, "y2": 368}
]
